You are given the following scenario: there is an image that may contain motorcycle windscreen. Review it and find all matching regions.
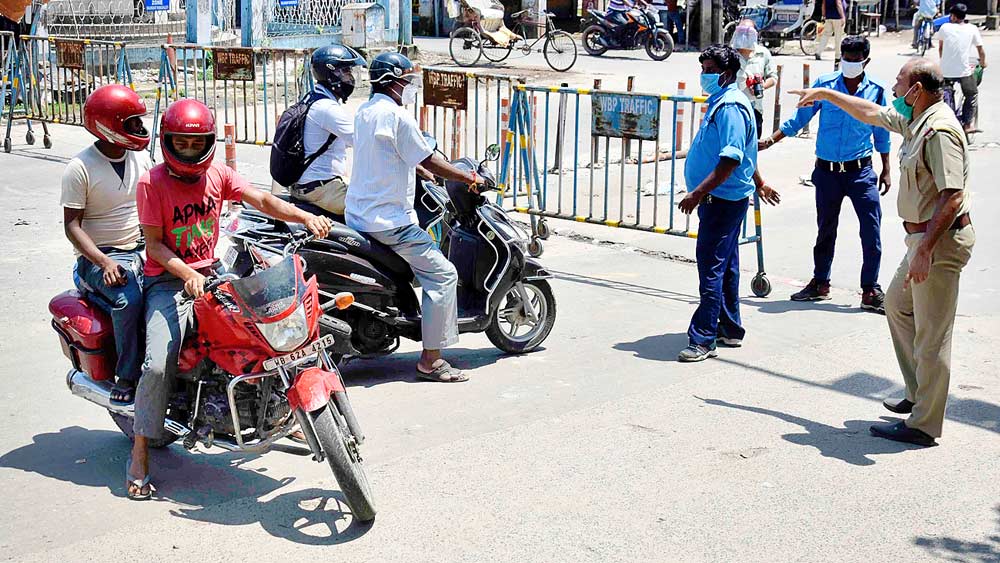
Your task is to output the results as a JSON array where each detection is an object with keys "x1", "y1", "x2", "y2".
[{"x1": 229, "y1": 255, "x2": 300, "y2": 321}]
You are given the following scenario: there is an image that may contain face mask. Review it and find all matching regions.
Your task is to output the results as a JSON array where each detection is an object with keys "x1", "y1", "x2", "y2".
[
  {"x1": 841, "y1": 60, "x2": 864, "y2": 79},
  {"x1": 730, "y1": 26, "x2": 758, "y2": 50},
  {"x1": 402, "y1": 81, "x2": 420, "y2": 106},
  {"x1": 701, "y1": 73, "x2": 723, "y2": 95},
  {"x1": 892, "y1": 85, "x2": 918, "y2": 121}
]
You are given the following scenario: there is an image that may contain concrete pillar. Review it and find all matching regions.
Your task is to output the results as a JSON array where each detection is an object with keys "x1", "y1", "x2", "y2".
[
  {"x1": 699, "y1": 0, "x2": 711, "y2": 49},
  {"x1": 241, "y1": 0, "x2": 264, "y2": 46},
  {"x1": 186, "y1": 0, "x2": 213, "y2": 44}
]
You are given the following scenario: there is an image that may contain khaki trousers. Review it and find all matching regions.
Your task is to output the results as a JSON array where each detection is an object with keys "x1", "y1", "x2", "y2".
[
  {"x1": 292, "y1": 177, "x2": 348, "y2": 215},
  {"x1": 817, "y1": 18, "x2": 846, "y2": 60},
  {"x1": 885, "y1": 226, "x2": 975, "y2": 437}
]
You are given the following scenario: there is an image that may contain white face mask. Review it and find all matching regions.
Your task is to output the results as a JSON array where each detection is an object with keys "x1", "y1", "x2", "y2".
[
  {"x1": 402, "y1": 81, "x2": 420, "y2": 105},
  {"x1": 841, "y1": 60, "x2": 865, "y2": 79}
]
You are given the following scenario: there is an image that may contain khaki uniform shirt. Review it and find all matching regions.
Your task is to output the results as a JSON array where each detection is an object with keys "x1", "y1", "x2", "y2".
[{"x1": 876, "y1": 101, "x2": 971, "y2": 223}]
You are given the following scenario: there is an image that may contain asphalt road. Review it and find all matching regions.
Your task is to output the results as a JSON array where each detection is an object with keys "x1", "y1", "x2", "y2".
[{"x1": 0, "y1": 31, "x2": 998, "y2": 562}]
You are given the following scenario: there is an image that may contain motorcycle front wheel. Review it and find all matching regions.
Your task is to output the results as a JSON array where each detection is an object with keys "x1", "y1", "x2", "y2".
[
  {"x1": 109, "y1": 412, "x2": 179, "y2": 449},
  {"x1": 310, "y1": 403, "x2": 377, "y2": 522},
  {"x1": 581, "y1": 25, "x2": 609, "y2": 56},
  {"x1": 645, "y1": 30, "x2": 674, "y2": 61},
  {"x1": 486, "y1": 279, "x2": 557, "y2": 354}
]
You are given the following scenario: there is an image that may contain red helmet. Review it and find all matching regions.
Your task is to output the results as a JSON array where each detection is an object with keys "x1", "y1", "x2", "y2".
[
  {"x1": 83, "y1": 84, "x2": 150, "y2": 150},
  {"x1": 159, "y1": 99, "x2": 217, "y2": 179}
]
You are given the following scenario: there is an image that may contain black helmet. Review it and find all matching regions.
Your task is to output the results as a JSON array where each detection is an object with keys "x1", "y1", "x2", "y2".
[
  {"x1": 369, "y1": 52, "x2": 418, "y2": 85},
  {"x1": 311, "y1": 44, "x2": 366, "y2": 101}
]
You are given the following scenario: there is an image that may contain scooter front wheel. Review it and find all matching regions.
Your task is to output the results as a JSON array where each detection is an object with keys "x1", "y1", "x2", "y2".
[{"x1": 486, "y1": 279, "x2": 557, "y2": 354}]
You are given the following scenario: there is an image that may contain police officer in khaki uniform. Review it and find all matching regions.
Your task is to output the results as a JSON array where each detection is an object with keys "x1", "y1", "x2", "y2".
[{"x1": 790, "y1": 58, "x2": 975, "y2": 447}]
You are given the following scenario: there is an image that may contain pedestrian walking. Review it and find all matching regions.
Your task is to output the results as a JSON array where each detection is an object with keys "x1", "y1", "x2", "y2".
[
  {"x1": 937, "y1": 3, "x2": 987, "y2": 134},
  {"x1": 650, "y1": 0, "x2": 685, "y2": 45},
  {"x1": 760, "y1": 36, "x2": 891, "y2": 312},
  {"x1": 732, "y1": 19, "x2": 778, "y2": 137},
  {"x1": 790, "y1": 58, "x2": 975, "y2": 447},
  {"x1": 677, "y1": 45, "x2": 780, "y2": 363},
  {"x1": 816, "y1": 0, "x2": 847, "y2": 64}
]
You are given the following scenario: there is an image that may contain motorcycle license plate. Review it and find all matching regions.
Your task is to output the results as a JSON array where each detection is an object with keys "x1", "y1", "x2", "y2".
[{"x1": 263, "y1": 334, "x2": 335, "y2": 371}]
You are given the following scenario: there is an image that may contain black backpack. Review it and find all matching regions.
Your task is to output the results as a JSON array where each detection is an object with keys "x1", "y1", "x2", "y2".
[{"x1": 269, "y1": 90, "x2": 337, "y2": 187}]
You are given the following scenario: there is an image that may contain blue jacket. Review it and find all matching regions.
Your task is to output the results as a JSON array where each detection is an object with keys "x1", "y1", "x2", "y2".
[
  {"x1": 780, "y1": 72, "x2": 890, "y2": 162},
  {"x1": 684, "y1": 83, "x2": 757, "y2": 201}
]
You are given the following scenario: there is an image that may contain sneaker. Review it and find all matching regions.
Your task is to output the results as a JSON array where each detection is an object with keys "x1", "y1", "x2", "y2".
[
  {"x1": 790, "y1": 279, "x2": 831, "y2": 301},
  {"x1": 861, "y1": 287, "x2": 886, "y2": 314},
  {"x1": 717, "y1": 336, "x2": 743, "y2": 348},
  {"x1": 678, "y1": 344, "x2": 718, "y2": 363}
]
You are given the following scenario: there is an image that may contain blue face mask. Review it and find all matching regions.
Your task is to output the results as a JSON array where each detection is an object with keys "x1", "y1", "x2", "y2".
[{"x1": 701, "y1": 73, "x2": 723, "y2": 95}]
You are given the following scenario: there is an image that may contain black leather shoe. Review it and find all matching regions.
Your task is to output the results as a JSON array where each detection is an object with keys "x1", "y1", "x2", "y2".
[
  {"x1": 883, "y1": 397, "x2": 914, "y2": 414},
  {"x1": 870, "y1": 421, "x2": 937, "y2": 447}
]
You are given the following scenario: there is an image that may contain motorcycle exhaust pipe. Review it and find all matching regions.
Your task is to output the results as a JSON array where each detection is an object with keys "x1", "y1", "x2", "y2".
[{"x1": 66, "y1": 369, "x2": 189, "y2": 437}]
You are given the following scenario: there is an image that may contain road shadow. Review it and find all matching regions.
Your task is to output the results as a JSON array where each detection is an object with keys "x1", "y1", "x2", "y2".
[
  {"x1": 341, "y1": 346, "x2": 514, "y2": 388},
  {"x1": 173, "y1": 487, "x2": 374, "y2": 545},
  {"x1": 0, "y1": 426, "x2": 371, "y2": 545},
  {"x1": 614, "y1": 332, "x2": 689, "y2": 362},
  {"x1": 914, "y1": 506, "x2": 1000, "y2": 562},
  {"x1": 740, "y1": 296, "x2": 866, "y2": 315},
  {"x1": 553, "y1": 270, "x2": 699, "y2": 305},
  {"x1": 717, "y1": 360, "x2": 1000, "y2": 438},
  {"x1": 696, "y1": 397, "x2": 923, "y2": 466}
]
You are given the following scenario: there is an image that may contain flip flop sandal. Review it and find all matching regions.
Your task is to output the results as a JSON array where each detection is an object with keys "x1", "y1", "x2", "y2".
[
  {"x1": 110, "y1": 381, "x2": 137, "y2": 406},
  {"x1": 417, "y1": 361, "x2": 469, "y2": 383},
  {"x1": 125, "y1": 458, "x2": 153, "y2": 501}
]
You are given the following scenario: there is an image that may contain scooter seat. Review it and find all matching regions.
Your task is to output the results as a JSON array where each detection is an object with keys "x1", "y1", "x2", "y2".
[{"x1": 356, "y1": 232, "x2": 414, "y2": 283}]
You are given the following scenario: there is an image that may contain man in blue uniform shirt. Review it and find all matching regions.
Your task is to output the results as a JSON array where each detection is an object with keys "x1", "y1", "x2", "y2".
[
  {"x1": 678, "y1": 45, "x2": 780, "y2": 363},
  {"x1": 760, "y1": 35, "x2": 891, "y2": 312}
]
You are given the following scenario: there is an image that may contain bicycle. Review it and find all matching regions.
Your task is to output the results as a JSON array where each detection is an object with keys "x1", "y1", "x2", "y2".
[
  {"x1": 449, "y1": 8, "x2": 578, "y2": 72},
  {"x1": 915, "y1": 16, "x2": 934, "y2": 56}
]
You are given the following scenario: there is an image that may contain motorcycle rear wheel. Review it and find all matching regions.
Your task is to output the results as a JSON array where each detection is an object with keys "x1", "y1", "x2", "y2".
[
  {"x1": 582, "y1": 25, "x2": 608, "y2": 56},
  {"x1": 310, "y1": 403, "x2": 377, "y2": 522},
  {"x1": 109, "y1": 412, "x2": 179, "y2": 449},
  {"x1": 486, "y1": 279, "x2": 557, "y2": 354}
]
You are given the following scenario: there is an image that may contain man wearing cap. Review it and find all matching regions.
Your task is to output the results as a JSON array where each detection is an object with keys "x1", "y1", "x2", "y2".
[
  {"x1": 790, "y1": 58, "x2": 975, "y2": 447},
  {"x1": 760, "y1": 35, "x2": 891, "y2": 313}
]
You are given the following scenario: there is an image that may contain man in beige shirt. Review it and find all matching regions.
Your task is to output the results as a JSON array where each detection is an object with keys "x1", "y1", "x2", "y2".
[{"x1": 790, "y1": 58, "x2": 974, "y2": 447}]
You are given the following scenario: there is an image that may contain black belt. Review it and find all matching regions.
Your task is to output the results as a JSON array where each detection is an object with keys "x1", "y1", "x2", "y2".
[
  {"x1": 292, "y1": 177, "x2": 340, "y2": 194},
  {"x1": 815, "y1": 156, "x2": 872, "y2": 173}
]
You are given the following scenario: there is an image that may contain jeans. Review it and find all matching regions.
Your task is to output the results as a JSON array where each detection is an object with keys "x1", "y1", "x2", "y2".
[
  {"x1": 74, "y1": 248, "x2": 145, "y2": 384},
  {"x1": 810, "y1": 164, "x2": 883, "y2": 289},
  {"x1": 367, "y1": 223, "x2": 459, "y2": 350},
  {"x1": 944, "y1": 75, "x2": 978, "y2": 128},
  {"x1": 687, "y1": 195, "x2": 749, "y2": 347},
  {"x1": 658, "y1": 9, "x2": 686, "y2": 44},
  {"x1": 133, "y1": 273, "x2": 193, "y2": 439}
]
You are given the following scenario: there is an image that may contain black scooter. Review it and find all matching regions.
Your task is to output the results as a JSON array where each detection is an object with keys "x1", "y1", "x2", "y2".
[{"x1": 235, "y1": 143, "x2": 557, "y2": 358}]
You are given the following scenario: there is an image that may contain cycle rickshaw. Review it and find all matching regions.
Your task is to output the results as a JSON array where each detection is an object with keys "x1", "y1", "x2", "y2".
[{"x1": 448, "y1": 0, "x2": 578, "y2": 72}]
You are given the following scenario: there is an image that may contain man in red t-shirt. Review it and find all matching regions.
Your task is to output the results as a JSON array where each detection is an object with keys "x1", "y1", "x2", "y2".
[{"x1": 125, "y1": 100, "x2": 332, "y2": 500}]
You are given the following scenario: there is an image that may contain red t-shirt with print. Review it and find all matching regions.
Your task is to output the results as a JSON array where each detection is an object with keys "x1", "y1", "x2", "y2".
[{"x1": 136, "y1": 162, "x2": 248, "y2": 276}]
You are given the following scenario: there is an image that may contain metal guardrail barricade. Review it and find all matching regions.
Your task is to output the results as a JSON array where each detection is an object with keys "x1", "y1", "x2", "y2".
[
  {"x1": 497, "y1": 83, "x2": 773, "y2": 297},
  {"x1": 417, "y1": 67, "x2": 522, "y2": 173},
  {"x1": 151, "y1": 43, "x2": 313, "y2": 154}
]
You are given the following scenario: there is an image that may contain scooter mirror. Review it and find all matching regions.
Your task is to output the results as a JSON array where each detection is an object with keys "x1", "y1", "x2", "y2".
[
  {"x1": 484, "y1": 144, "x2": 501, "y2": 162},
  {"x1": 422, "y1": 132, "x2": 438, "y2": 151}
]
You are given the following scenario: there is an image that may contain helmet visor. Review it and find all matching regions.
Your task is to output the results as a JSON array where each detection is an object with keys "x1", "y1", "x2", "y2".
[{"x1": 165, "y1": 133, "x2": 215, "y2": 164}]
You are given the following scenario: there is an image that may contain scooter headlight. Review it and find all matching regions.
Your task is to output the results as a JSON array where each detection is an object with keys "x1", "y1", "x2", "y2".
[{"x1": 256, "y1": 304, "x2": 310, "y2": 352}]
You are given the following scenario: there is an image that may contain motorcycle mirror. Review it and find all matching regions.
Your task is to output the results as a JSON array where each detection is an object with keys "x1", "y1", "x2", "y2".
[{"x1": 484, "y1": 144, "x2": 501, "y2": 162}]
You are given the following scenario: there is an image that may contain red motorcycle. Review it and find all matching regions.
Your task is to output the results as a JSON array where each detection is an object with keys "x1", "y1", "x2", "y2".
[{"x1": 48, "y1": 233, "x2": 376, "y2": 521}]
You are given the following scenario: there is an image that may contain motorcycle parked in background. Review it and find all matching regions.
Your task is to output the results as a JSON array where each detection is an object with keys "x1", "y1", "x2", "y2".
[
  {"x1": 49, "y1": 233, "x2": 377, "y2": 521},
  {"x1": 581, "y1": 6, "x2": 675, "y2": 61}
]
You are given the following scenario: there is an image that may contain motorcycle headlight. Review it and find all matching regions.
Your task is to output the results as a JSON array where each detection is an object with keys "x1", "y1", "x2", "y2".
[{"x1": 256, "y1": 303, "x2": 310, "y2": 352}]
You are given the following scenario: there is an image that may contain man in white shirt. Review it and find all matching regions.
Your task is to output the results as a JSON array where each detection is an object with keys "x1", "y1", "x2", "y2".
[
  {"x1": 347, "y1": 53, "x2": 485, "y2": 382},
  {"x1": 290, "y1": 45, "x2": 366, "y2": 215},
  {"x1": 61, "y1": 84, "x2": 153, "y2": 405},
  {"x1": 937, "y1": 3, "x2": 987, "y2": 133}
]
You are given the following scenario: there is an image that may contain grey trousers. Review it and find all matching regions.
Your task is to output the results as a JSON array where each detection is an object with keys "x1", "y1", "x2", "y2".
[
  {"x1": 366, "y1": 223, "x2": 459, "y2": 350},
  {"x1": 944, "y1": 75, "x2": 978, "y2": 128},
  {"x1": 133, "y1": 273, "x2": 194, "y2": 439}
]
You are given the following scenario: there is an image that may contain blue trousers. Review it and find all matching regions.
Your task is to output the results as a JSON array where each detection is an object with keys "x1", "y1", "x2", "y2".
[
  {"x1": 658, "y1": 9, "x2": 686, "y2": 44},
  {"x1": 74, "y1": 248, "x2": 145, "y2": 384},
  {"x1": 810, "y1": 165, "x2": 882, "y2": 289},
  {"x1": 688, "y1": 195, "x2": 749, "y2": 347}
]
